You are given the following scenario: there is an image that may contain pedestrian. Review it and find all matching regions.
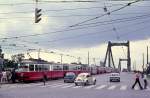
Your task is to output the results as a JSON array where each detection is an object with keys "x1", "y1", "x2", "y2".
[
  {"x1": 132, "y1": 71, "x2": 143, "y2": 90},
  {"x1": 11, "y1": 68, "x2": 16, "y2": 83},
  {"x1": 1, "y1": 70, "x2": 7, "y2": 83},
  {"x1": 143, "y1": 73, "x2": 148, "y2": 89},
  {"x1": 43, "y1": 75, "x2": 46, "y2": 86}
]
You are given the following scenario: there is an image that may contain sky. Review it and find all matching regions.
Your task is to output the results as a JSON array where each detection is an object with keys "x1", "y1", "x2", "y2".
[{"x1": 0, "y1": 0, "x2": 150, "y2": 70}]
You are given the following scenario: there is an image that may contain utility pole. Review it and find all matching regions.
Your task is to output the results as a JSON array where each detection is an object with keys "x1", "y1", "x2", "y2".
[
  {"x1": 38, "y1": 48, "x2": 41, "y2": 59},
  {"x1": 60, "y1": 54, "x2": 63, "y2": 65},
  {"x1": 147, "y1": 46, "x2": 149, "y2": 64},
  {"x1": 88, "y1": 51, "x2": 89, "y2": 66},
  {"x1": 142, "y1": 53, "x2": 145, "y2": 72}
]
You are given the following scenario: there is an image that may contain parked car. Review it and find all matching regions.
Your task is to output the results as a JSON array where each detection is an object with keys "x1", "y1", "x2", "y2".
[
  {"x1": 64, "y1": 72, "x2": 76, "y2": 83},
  {"x1": 109, "y1": 73, "x2": 120, "y2": 82},
  {"x1": 74, "y1": 73, "x2": 96, "y2": 86}
]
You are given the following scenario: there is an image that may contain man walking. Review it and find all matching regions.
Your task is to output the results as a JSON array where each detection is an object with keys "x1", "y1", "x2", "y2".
[
  {"x1": 143, "y1": 73, "x2": 148, "y2": 89},
  {"x1": 132, "y1": 71, "x2": 143, "y2": 90}
]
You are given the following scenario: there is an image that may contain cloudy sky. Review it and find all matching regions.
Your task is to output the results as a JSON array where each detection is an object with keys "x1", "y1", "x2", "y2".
[{"x1": 0, "y1": 0, "x2": 150, "y2": 70}]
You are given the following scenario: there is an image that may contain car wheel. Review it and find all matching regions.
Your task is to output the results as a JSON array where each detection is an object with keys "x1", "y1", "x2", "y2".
[
  {"x1": 83, "y1": 83, "x2": 87, "y2": 86},
  {"x1": 110, "y1": 79, "x2": 112, "y2": 82}
]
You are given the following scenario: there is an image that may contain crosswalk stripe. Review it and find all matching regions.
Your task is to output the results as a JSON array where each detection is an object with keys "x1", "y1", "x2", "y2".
[
  {"x1": 50, "y1": 84, "x2": 68, "y2": 88},
  {"x1": 120, "y1": 85, "x2": 127, "y2": 90},
  {"x1": 95, "y1": 85, "x2": 106, "y2": 90},
  {"x1": 39, "y1": 83, "x2": 62, "y2": 88},
  {"x1": 61, "y1": 84, "x2": 74, "y2": 88},
  {"x1": 84, "y1": 85, "x2": 95, "y2": 89},
  {"x1": 72, "y1": 86, "x2": 82, "y2": 88},
  {"x1": 134, "y1": 86, "x2": 139, "y2": 90},
  {"x1": 108, "y1": 85, "x2": 116, "y2": 90},
  {"x1": 146, "y1": 86, "x2": 150, "y2": 91}
]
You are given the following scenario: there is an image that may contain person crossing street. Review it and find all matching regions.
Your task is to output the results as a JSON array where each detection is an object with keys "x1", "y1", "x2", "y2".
[{"x1": 132, "y1": 71, "x2": 143, "y2": 90}]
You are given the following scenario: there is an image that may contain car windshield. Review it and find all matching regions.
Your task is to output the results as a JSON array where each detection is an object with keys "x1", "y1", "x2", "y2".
[
  {"x1": 78, "y1": 74, "x2": 87, "y2": 78},
  {"x1": 66, "y1": 72, "x2": 75, "y2": 76},
  {"x1": 111, "y1": 73, "x2": 119, "y2": 76}
]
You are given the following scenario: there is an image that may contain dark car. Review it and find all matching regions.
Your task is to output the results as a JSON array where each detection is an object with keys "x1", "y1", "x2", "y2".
[{"x1": 64, "y1": 72, "x2": 76, "y2": 83}]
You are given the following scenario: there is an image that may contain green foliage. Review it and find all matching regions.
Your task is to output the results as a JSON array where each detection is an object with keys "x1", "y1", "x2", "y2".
[{"x1": 3, "y1": 59, "x2": 18, "y2": 69}]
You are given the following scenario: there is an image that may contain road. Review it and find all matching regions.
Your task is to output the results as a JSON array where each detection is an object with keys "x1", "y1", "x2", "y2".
[{"x1": 0, "y1": 72, "x2": 150, "y2": 98}]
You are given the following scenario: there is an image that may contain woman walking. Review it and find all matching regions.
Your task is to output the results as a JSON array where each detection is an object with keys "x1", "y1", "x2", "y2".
[{"x1": 132, "y1": 71, "x2": 143, "y2": 90}]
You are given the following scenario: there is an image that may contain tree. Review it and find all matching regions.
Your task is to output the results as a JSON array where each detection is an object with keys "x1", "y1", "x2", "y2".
[{"x1": 11, "y1": 53, "x2": 25, "y2": 63}]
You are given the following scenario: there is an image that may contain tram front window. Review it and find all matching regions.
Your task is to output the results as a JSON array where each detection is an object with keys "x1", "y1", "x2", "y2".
[{"x1": 16, "y1": 65, "x2": 29, "y2": 72}]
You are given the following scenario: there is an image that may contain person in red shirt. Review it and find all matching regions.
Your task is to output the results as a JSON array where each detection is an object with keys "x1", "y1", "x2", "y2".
[{"x1": 132, "y1": 71, "x2": 143, "y2": 90}]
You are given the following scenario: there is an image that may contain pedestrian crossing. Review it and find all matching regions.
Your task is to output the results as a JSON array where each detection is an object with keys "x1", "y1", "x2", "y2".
[{"x1": 1, "y1": 83, "x2": 150, "y2": 91}]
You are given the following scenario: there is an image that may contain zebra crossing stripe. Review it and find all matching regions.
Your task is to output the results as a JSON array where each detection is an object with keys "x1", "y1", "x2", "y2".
[
  {"x1": 84, "y1": 85, "x2": 95, "y2": 89},
  {"x1": 146, "y1": 86, "x2": 150, "y2": 91},
  {"x1": 72, "y1": 86, "x2": 82, "y2": 88},
  {"x1": 40, "y1": 83, "x2": 62, "y2": 88},
  {"x1": 120, "y1": 85, "x2": 127, "y2": 90},
  {"x1": 61, "y1": 84, "x2": 74, "y2": 88},
  {"x1": 108, "y1": 85, "x2": 116, "y2": 90},
  {"x1": 50, "y1": 84, "x2": 68, "y2": 88},
  {"x1": 134, "y1": 86, "x2": 139, "y2": 90},
  {"x1": 95, "y1": 85, "x2": 106, "y2": 90}
]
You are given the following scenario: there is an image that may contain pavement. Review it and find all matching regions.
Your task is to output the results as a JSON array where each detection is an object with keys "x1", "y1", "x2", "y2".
[{"x1": 0, "y1": 72, "x2": 150, "y2": 98}]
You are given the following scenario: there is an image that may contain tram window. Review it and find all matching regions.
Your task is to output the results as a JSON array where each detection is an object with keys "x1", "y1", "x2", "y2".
[
  {"x1": 44, "y1": 65, "x2": 49, "y2": 71},
  {"x1": 53, "y1": 65, "x2": 62, "y2": 70},
  {"x1": 63, "y1": 66, "x2": 69, "y2": 70},
  {"x1": 35, "y1": 65, "x2": 38, "y2": 71},
  {"x1": 38, "y1": 65, "x2": 43, "y2": 71},
  {"x1": 29, "y1": 65, "x2": 34, "y2": 71}
]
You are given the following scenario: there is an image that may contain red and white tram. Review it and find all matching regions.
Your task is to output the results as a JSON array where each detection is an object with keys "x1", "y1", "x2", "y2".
[{"x1": 16, "y1": 59, "x2": 88, "y2": 82}]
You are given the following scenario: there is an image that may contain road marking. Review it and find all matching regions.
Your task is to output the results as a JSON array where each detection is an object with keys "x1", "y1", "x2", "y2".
[
  {"x1": 146, "y1": 86, "x2": 150, "y2": 91},
  {"x1": 72, "y1": 86, "x2": 82, "y2": 88},
  {"x1": 134, "y1": 86, "x2": 139, "y2": 90},
  {"x1": 108, "y1": 85, "x2": 116, "y2": 90},
  {"x1": 95, "y1": 85, "x2": 107, "y2": 90},
  {"x1": 50, "y1": 83, "x2": 68, "y2": 88},
  {"x1": 120, "y1": 85, "x2": 127, "y2": 91},
  {"x1": 61, "y1": 84, "x2": 74, "y2": 88},
  {"x1": 39, "y1": 83, "x2": 62, "y2": 88},
  {"x1": 84, "y1": 85, "x2": 95, "y2": 89}
]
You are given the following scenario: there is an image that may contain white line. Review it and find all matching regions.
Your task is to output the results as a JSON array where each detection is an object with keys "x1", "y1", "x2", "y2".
[
  {"x1": 95, "y1": 85, "x2": 107, "y2": 90},
  {"x1": 134, "y1": 86, "x2": 139, "y2": 90},
  {"x1": 72, "y1": 86, "x2": 82, "y2": 88},
  {"x1": 39, "y1": 83, "x2": 63, "y2": 88},
  {"x1": 146, "y1": 86, "x2": 150, "y2": 91},
  {"x1": 84, "y1": 85, "x2": 95, "y2": 89},
  {"x1": 108, "y1": 85, "x2": 116, "y2": 90},
  {"x1": 50, "y1": 84, "x2": 68, "y2": 88},
  {"x1": 61, "y1": 84, "x2": 74, "y2": 88},
  {"x1": 120, "y1": 85, "x2": 127, "y2": 91}
]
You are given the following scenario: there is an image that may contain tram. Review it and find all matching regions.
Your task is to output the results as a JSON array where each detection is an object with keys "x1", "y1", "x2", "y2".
[{"x1": 15, "y1": 59, "x2": 88, "y2": 82}]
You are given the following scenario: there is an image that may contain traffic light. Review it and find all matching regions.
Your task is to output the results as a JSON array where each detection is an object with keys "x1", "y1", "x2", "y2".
[{"x1": 35, "y1": 8, "x2": 42, "y2": 23}]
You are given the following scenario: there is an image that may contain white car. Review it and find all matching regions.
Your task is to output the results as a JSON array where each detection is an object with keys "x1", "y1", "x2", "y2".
[
  {"x1": 74, "y1": 73, "x2": 96, "y2": 86},
  {"x1": 109, "y1": 73, "x2": 120, "y2": 82}
]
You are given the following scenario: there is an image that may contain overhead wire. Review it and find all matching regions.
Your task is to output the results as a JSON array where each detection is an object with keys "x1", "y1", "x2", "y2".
[
  {"x1": 69, "y1": 0, "x2": 142, "y2": 27},
  {"x1": 1, "y1": 13, "x2": 149, "y2": 41},
  {"x1": 18, "y1": 18, "x2": 150, "y2": 45},
  {"x1": 103, "y1": 4, "x2": 127, "y2": 58}
]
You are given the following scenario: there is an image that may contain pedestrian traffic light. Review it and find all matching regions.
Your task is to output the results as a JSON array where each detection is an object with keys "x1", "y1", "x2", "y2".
[{"x1": 35, "y1": 8, "x2": 42, "y2": 23}]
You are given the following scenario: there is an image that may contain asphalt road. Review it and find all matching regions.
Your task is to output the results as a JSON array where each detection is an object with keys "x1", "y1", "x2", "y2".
[{"x1": 0, "y1": 72, "x2": 150, "y2": 98}]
